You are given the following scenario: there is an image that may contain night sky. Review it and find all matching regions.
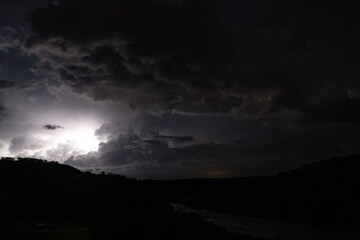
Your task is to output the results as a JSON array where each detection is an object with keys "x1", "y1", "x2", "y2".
[{"x1": 1, "y1": 0, "x2": 360, "y2": 179}]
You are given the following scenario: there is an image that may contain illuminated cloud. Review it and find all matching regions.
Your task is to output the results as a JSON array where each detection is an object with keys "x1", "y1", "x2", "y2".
[{"x1": 0, "y1": 0, "x2": 360, "y2": 178}]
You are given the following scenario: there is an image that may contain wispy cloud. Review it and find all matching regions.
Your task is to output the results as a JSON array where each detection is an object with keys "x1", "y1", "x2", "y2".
[{"x1": 43, "y1": 124, "x2": 64, "y2": 130}]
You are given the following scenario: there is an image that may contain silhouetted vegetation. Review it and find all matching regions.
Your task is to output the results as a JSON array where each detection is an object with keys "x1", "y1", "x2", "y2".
[
  {"x1": 140, "y1": 155, "x2": 360, "y2": 230},
  {"x1": 0, "y1": 157, "x2": 263, "y2": 239},
  {"x1": 1, "y1": 156, "x2": 359, "y2": 239}
]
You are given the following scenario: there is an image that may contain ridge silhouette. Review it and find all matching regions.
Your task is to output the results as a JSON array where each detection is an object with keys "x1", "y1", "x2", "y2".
[{"x1": 1, "y1": 156, "x2": 359, "y2": 239}]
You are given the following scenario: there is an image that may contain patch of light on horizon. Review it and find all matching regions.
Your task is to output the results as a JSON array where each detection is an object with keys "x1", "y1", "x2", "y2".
[{"x1": 0, "y1": 121, "x2": 102, "y2": 162}]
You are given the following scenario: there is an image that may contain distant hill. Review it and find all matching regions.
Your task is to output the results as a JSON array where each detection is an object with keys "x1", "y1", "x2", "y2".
[
  {"x1": 0, "y1": 158, "x2": 154, "y2": 239},
  {"x1": 0, "y1": 157, "x2": 261, "y2": 240},
  {"x1": 1, "y1": 155, "x2": 359, "y2": 239},
  {"x1": 0, "y1": 157, "x2": 83, "y2": 179},
  {"x1": 140, "y1": 155, "x2": 360, "y2": 225}
]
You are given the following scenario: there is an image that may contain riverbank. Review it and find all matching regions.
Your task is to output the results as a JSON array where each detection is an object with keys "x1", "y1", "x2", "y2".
[{"x1": 171, "y1": 204, "x2": 360, "y2": 240}]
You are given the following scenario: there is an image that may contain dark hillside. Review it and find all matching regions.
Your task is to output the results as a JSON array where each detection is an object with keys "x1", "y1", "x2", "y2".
[
  {"x1": 1, "y1": 156, "x2": 359, "y2": 239},
  {"x1": 140, "y1": 156, "x2": 360, "y2": 226},
  {"x1": 0, "y1": 158, "x2": 261, "y2": 240},
  {"x1": 0, "y1": 158, "x2": 151, "y2": 239}
]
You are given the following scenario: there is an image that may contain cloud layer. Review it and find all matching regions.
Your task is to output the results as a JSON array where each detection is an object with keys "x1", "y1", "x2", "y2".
[
  {"x1": 1, "y1": 0, "x2": 360, "y2": 178},
  {"x1": 0, "y1": 80, "x2": 15, "y2": 120},
  {"x1": 25, "y1": 0, "x2": 360, "y2": 120},
  {"x1": 43, "y1": 124, "x2": 64, "y2": 130}
]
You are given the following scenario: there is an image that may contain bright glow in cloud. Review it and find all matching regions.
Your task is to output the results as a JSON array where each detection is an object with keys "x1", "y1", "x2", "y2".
[
  {"x1": 56, "y1": 123, "x2": 100, "y2": 153},
  {"x1": 0, "y1": 88, "x2": 107, "y2": 162},
  {"x1": 0, "y1": 120, "x2": 101, "y2": 162}
]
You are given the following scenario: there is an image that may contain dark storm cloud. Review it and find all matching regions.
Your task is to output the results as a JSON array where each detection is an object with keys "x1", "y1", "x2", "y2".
[
  {"x1": 64, "y1": 117, "x2": 360, "y2": 179},
  {"x1": 8, "y1": 135, "x2": 45, "y2": 153},
  {"x1": 3, "y1": 0, "x2": 357, "y2": 178},
  {"x1": 65, "y1": 130, "x2": 198, "y2": 168},
  {"x1": 153, "y1": 135, "x2": 194, "y2": 143},
  {"x1": 43, "y1": 124, "x2": 64, "y2": 130},
  {"x1": 64, "y1": 130, "x2": 218, "y2": 177},
  {"x1": 0, "y1": 80, "x2": 15, "y2": 89},
  {"x1": 0, "y1": 27, "x2": 20, "y2": 52},
  {"x1": 25, "y1": 0, "x2": 360, "y2": 121},
  {"x1": 0, "y1": 80, "x2": 15, "y2": 120},
  {"x1": 0, "y1": 105, "x2": 6, "y2": 118}
]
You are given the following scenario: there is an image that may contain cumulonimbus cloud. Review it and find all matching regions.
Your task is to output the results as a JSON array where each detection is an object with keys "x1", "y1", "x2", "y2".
[
  {"x1": 24, "y1": 0, "x2": 360, "y2": 121},
  {"x1": 9, "y1": 0, "x2": 360, "y2": 179}
]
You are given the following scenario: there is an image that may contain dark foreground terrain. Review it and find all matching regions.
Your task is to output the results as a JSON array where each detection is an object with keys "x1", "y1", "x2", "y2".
[
  {"x1": 1, "y1": 156, "x2": 360, "y2": 239},
  {"x1": 142, "y1": 155, "x2": 360, "y2": 225},
  {"x1": 0, "y1": 157, "x2": 260, "y2": 240}
]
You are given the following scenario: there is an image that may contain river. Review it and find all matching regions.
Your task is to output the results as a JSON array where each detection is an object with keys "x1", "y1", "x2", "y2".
[{"x1": 170, "y1": 203, "x2": 360, "y2": 240}]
